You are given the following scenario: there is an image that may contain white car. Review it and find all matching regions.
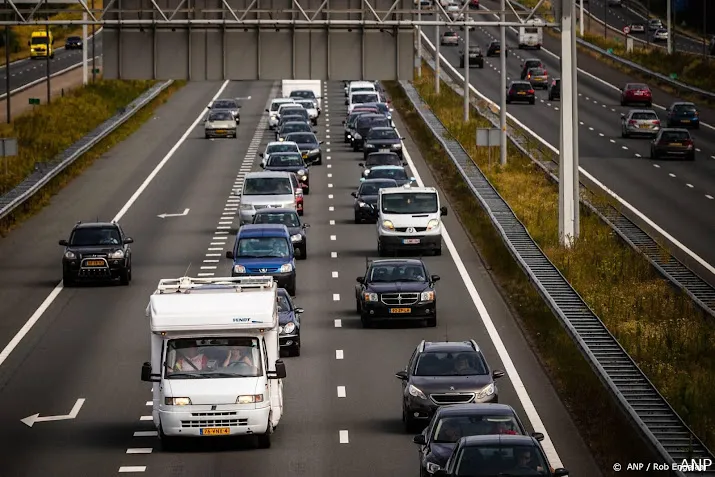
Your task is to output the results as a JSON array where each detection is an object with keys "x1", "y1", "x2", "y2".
[
  {"x1": 653, "y1": 28, "x2": 668, "y2": 42},
  {"x1": 293, "y1": 99, "x2": 319, "y2": 125},
  {"x1": 267, "y1": 98, "x2": 295, "y2": 129},
  {"x1": 260, "y1": 141, "x2": 301, "y2": 167},
  {"x1": 204, "y1": 110, "x2": 237, "y2": 139}
]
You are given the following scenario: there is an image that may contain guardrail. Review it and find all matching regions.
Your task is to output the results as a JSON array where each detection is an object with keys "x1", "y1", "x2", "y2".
[
  {"x1": 0, "y1": 79, "x2": 174, "y2": 221},
  {"x1": 412, "y1": 38, "x2": 715, "y2": 474}
]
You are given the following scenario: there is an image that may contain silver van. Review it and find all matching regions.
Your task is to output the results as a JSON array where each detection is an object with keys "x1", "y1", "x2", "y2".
[{"x1": 239, "y1": 171, "x2": 298, "y2": 224}]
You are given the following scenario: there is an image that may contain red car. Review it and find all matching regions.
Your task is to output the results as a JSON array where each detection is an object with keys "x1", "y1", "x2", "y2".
[
  {"x1": 468, "y1": 0, "x2": 479, "y2": 8},
  {"x1": 295, "y1": 187, "x2": 304, "y2": 216},
  {"x1": 620, "y1": 83, "x2": 652, "y2": 107}
]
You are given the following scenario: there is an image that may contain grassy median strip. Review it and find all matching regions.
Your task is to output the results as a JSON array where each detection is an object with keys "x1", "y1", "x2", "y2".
[
  {"x1": 384, "y1": 65, "x2": 715, "y2": 459},
  {"x1": 0, "y1": 77, "x2": 186, "y2": 235}
]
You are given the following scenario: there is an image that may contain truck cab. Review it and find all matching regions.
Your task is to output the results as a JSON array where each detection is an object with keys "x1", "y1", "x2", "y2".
[
  {"x1": 376, "y1": 186, "x2": 447, "y2": 256},
  {"x1": 226, "y1": 224, "x2": 297, "y2": 296},
  {"x1": 140, "y1": 276, "x2": 287, "y2": 450},
  {"x1": 29, "y1": 30, "x2": 54, "y2": 59}
]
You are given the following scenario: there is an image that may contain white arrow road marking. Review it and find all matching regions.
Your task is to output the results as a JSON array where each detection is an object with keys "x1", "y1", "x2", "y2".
[
  {"x1": 21, "y1": 398, "x2": 85, "y2": 427},
  {"x1": 157, "y1": 208, "x2": 190, "y2": 219}
]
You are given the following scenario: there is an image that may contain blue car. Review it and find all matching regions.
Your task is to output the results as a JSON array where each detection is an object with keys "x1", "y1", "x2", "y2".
[
  {"x1": 666, "y1": 102, "x2": 699, "y2": 129},
  {"x1": 277, "y1": 288, "x2": 303, "y2": 356},
  {"x1": 225, "y1": 224, "x2": 297, "y2": 296}
]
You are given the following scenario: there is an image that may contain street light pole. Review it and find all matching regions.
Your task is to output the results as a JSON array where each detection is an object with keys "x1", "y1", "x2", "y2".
[
  {"x1": 463, "y1": 20, "x2": 469, "y2": 121},
  {"x1": 435, "y1": 9, "x2": 440, "y2": 94},
  {"x1": 499, "y1": 0, "x2": 507, "y2": 166},
  {"x1": 417, "y1": 0, "x2": 422, "y2": 77},
  {"x1": 666, "y1": 0, "x2": 673, "y2": 54},
  {"x1": 559, "y1": 0, "x2": 577, "y2": 246}
]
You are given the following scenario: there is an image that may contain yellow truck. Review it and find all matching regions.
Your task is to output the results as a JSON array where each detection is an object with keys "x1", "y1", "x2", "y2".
[{"x1": 28, "y1": 31, "x2": 54, "y2": 59}]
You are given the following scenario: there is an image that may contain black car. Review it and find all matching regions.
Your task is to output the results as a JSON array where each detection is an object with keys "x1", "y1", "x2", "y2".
[
  {"x1": 486, "y1": 40, "x2": 507, "y2": 57},
  {"x1": 459, "y1": 46, "x2": 484, "y2": 68},
  {"x1": 547, "y1": 77, "x2": 560, "y2": 101},
  {"x1": 396, "y1": 340, "x2": 505, "y2": 431},
  {"x1": 59, "y1": 221, "x2": 133, "y2": 286},
  {"x1": 431, "y1": 435, "x2": 569, "y2": 477},
  {"x1": 276, "y1": 121, "x2": 314, "y2": 141},
  {"x1": 65, "y1": 36, "x2": 82, "y2": 49},
  {"x1": 277, "y1": 114, "x2": 307, "y2": 130},
  {"x1": 506, "y1": 81, "x2": 535, "y2": 105},
  {"x1": 355, "y1": 259, "x2": 439, "y2": 327},
  {"x1": 252, "y1": 208, "x2": 310, "y2": 259},
  {"x1": 278, "y1": 106, "x2": 309, "y2": 124},
  {"x1": 520, "y1": 58, "x2": 543, "y2": 79},
  {"x1": 351, "y1": 178, "x2": 399, "y2": 223},
  {"x1": 277, "y1": 287, "x2": 304, "y2": 356},
  {"x1": 284, "y1": 132, "x2": 323, "y2": 165},
  {"x1": 665, "y1": 101, "x2": 700, "y2": 129},
  {"x1": 360, "y1": 152, "x2": 404, "y2": 178},
  {"x1": 363, "y1": 127, "x2": 403, "y2": 160},
  {"x1": 344, "y1": 109, "x2": 379, "y2": 143},
  {"x1": 650, "y1": 128, "x2": 695, "y2": 161},
  {"x1": 352, "y1": 114, "x2": 390, "y2": 151},
  {"x1": 261, "y1": 152, "x2": 311, "y2": 194},
  {"x1": 413, "y1": 404, "x2": 544, "y2": 476}
]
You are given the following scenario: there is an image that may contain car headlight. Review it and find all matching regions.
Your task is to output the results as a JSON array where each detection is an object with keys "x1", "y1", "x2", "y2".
[
  {"x1": 109, "y1": 249, "x2": 124, "y2": 259},
  {"x1": 270, "y1": 114, "x2": 277, "y2": 120},
  {"x1": 205, "y1": 123, "x2": 214, "y2": 128},
  {"x1": 290, "y1": 234, "x2": 302, "y2": 242},
  {"x1": 426, "y1": 219, "x2": 440, "y2": 231},
  {"x1": 309, "y1": 148, "x2": 320, "y2": 155},
  {"x1": 363, "y1": 168, "x2": 371, "y2": 176},
  {"x1": 366, "y1": 143, "x2": 376, "y2": 148},
  {"x1": 64, "y1": 251, "x2": 76, "y2": 259},
  {"x1": 358, "y1": 201, "x2": 370, "y2": 208},
  {"x1": 283, "y1": 322, "x2": 296, "y2": 334},
  {"x1": 347, "y1": 134, "x2": 352, "y2": 139},
  {"x1": 300, "y1": 175, "x2": 307, "y2": 181},
  {"x1": 392, "y1": 143, "x2": 402, "y2": 149},
  {"x1": 279, "y1": 263, "x2": 293, "y2": 273},
  {"x1": 164, "y1": 397, "x2": 191, "y2": 406},
  {"x1": 236, "y1": 394, "x2": 264, "y2": 404},
  {"x1": 382, "y1": 220, "x2": 394, "y2": 230},
  {"x1": 420, "y1": 291, "x2": 435, "y2": 301},
  {"x1": 297, "y1": 169, "x2": 305, "y2": 176},
  {"x1": 278, "y1": 137, "x2": 285, "y2": 142},
  {"x1": 408, "y1": 384, "x2": 427, "y2": 400},
  {"x1": 476, "y1": 382, "x2": 495, "y2": 399},
  {"x1": 240, "y1": 204, "x2": 253, "y2": 210},
  {"x1": 233, "y1": 264, "x2": 246, "y2": 273},
  {"x1": 363, "y1": 292, "x2": 378, "y2": 302}
]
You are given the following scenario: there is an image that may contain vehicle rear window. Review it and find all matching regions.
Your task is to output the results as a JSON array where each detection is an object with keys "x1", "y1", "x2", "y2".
[
  {"x1": 661, "y1": 131, "x2": 690, "y2": 141},
  {"x1": 208, "y1": 111, "x2": 233, "y2": 121},
  {"x1": 254, "y1": 211, "x2": 300, "y2": 227},
  {"x1": 213, "y1": 100, "x2": 237, "y2": 109},
  {"x1": 281, "y1": 123, "x2": 311, "y2": 133},
  {"x1": 626, "y1": 84, "x2": 648, "y2": 90},
  {"x1": 357, "y1": 116, "x2": 386, "y2": 127},
  {"x1": 432, "y1": 415, "x2": 523, "y2": 443},
  {"x1": 352, "y1": 93, "x2": 380, "y2": 104},
  {"x1": 511, "y1": 83, "x2": 531, "y2": 90},
  {"x1": 267, "y1": 154, "x2": 303, "y2": 167},
  {"x1": 366, "y1": 154, "x2": 401, "y2": 167},
  {"x1": 368, "y1": 129, "x2": 398, "y2": 140},
  {"x1": 414, "y1": 351, "x2": 487, "y2": 376},
  {"x1": 530, "y1": 68, "x2": 545, "y2": 75},
  {"x1": 445, "y1": 32, "x2": 457, "y2": 36},
  {"x1": 290, "y1": 90, "x2": 315, "y2": 99},
  {"x1": 673, "y1": 104, "x2": 697, "y2": 112},
  {"x1": 631, "y1": 112, "x2": 657, "y2": 120},
  {"x1": 271, "y1": 101, "x2": 293, "y2": 111}
]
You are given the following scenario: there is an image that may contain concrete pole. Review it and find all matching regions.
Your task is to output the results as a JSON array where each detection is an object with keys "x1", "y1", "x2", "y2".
[
  {"x1": 559, "y1": 0, "x2": 576, "y2": 247},
  {"x1": 499, "y1": 0, "x2": 507, "y2": 165},
  {"x1": 666, "y1": 0, "x2": 672, "y2": 54},
  {"x1": 463, "y1": 22, "x2": 469, "y2": 121},
  {"x1": 571, "y1": 0, "x2": 580, "y2": 237},
  {"x1": 579, "y1": 0, "x2": 584, "y2": 37},
  {"x1": 82, "y1": 12, "x2": 88, "y2": 85},
  {"x1": 435, "y1": 10, "x2": 440, "y2": 94},
  {"x1": 417, "y1": 0, "x2": 422, "y2": 77}
]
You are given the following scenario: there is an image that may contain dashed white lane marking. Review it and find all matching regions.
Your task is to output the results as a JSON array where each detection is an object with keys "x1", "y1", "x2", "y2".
[
  {"x1": 339, "y1": 430, "x2": 349, "y2": 444},
  {"x1": 139, "y1": 416, "x2": 152, "y2": 421},
  {"x1": 328, "y1": 183, "x2": 333, "y2": 188},
  {"x1": 126, "y1": 448, "x2": 153, "y2": 454},
  {"x1": 327, "y1": 164, "x2": 332, "y2": 168},
  {"x1": 599, "y1": 133, "x2": 604, "y2": 137},
  {"x1": 331, "y1": 252, "x2": 337, "y2": 258},
  {"x1": 332, "y1": 271, "x2": 338, "y2": 278},
  {"x1": 336, "y1": 349, "x2": 344, "y2": 359},
  {"x1": 330, "y1": 235, "x2": 336, "y2": 241},
  {"x1": 329, "y1": 206, "x2": 334, "y2": 211},
  {"x1": 330, "y1": 220, "x2": 335, "y2": 225},
  {"x1": 208, "y1": 247, "x2": 222, "y2": 251},
  {"x1": 686, "y1": 184, "x2": 694, "y2": 188},
  {"x1": 203, "y1": 259, "x2": 219, "y2": 263},
  {"x1": 215, "y1": 231, "x2": 229, "y2": 235},
  {"x1": 609, "y1": 139, "x2": 615, "y2": 143},
  {"x1": 328, "y1": 173, "x2": 333, "y2": 178},
  {"x1": 333, "y1": 293, "x2": 340, "y2": 301},
  {"x1": 133, "y1": 431, "x2": 157, "y2": 437},
  {"x1": 337, "y1": 386, "x2": 347, "y2": 398},
  {"x1": 327, "y1": 149, "x2": 331, "y2": 152},
  {"x1": 201, "y1": 266, "x2": 217, "y2": 270},
  {"x1": 198, "y1": 273, "x2": 214, "y2": 277},
  {"x1": 588, "y1": 127, "x2": 594, "y2": 131},
  {"x1": 669, "y1": 173, "x2": 676, "y2": 177},
  {"x1": 145, "y1": 401, "x2": 152, "y2": 406},
  {"x1": 118, "y1": 467, "x2": 146, "y2": 473},
  {"x1": 328, "y1": 194, "x2": 334, "y2": 199},
  {"x1": 707, "y1": 195, "x2": 714, "y2": 200},
  {"x1": 212, "y1": 236, "x2": 227, "y2": 240},
  {"x1": 696, "y1": 148, "x2": 701, "y2": 152},
  {"x1": 621, "y1": 146, "x2": 628, "y2": 150},
  {"x1": 634, "y1": 153, "x2": 641, "y2": 158},
  {"x1": 334, "y1": 319, "x2": 342, "y2": 327},
  {"x1": 327, "y1": 156, "x2": 331, "y2": 160}
]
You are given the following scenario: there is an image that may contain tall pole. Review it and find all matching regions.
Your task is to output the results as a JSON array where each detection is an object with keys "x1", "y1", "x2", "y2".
[
  {"x1": 45, "y1": 0, "x2": 50, "y2": 104},
  {"x1": 702, "y1": 0, "x2": 706, "y2": 57},
  {"x1": 82, "y1": 12, "x2": 88, "y2": 84},
  {"x1": 571, "y1": 0, "x2": 580, "y2": 237},
  {"x1": 559, "y1": 0, "x2": 576, "y2": 247},
  {"x1": 435, "y1": 10, "x2": 440, "y2": 95},
  {"x1": 463, "y1": 20, "x2": 469, "y2": 121},
  {"x1": 499, "y1": 0, "x2": 507, "y2": 166},
  {"x1": 666, "y1": 0, "x2": 673, "y2": 54},
  {"x1": 603, "y1": 1, "x2": 607, "y2": 38},
  {"x1": 92, "y1": 0, "x2": 96, "y2": 82},
  {"x1": 4, "y1": 2, "x2": 10, "y2": 124},
  {"x1": 417, "y1": 0, "x2": 422, "y2": 77},
  {"x1": 579, "y1": 0, "x2": 584, "y2": 37}
]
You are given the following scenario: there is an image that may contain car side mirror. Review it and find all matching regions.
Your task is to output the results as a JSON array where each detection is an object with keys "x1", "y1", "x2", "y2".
[
  {"x1": 531, "y1": 432, "x2": 544, "y2": 441},
  {"x1": 225, "y1": 250, "x2": 234, "y2": 259},
  {"x1": 259, "y1": 152, "x2": 264, "y2": 157},
  {"x1": 342, "y1": 120, "x2": 346, "y2": 125},
  {"x1": 271, "y1": 359, "x2": 287, "y2": 379},
  {"x1": 313, "y1": 130, "x2": 317, "y2": 134},
  {"x1": 413, "y1": 434, "x2": 427, "y2": 445},
  {"x1": 260, "y1": 163, "x2": 265, "y2": 168},
  {"x1": 356, "y1": 276, "x2": 364, "y2": 283},
  {"x1": 265, "y1": 108, "x2": 269, "y2": 112},
  {"x1": 400, "y1": 137, "x2": 405, "y2": 140},
  {"x1": 440, "y1": 206, "x2": 448, "y2": 216},
  {"x1": 123, "y1": 237, "x2": 134, "y2": 244},
  {"x1": 620, "y1": 113, "x2": 625, "y2": 117},
  {"x1": 431, "y1": 274, "x2": 440, "y2": 282},
  {"x1": 207, "y1": 105, "x2": 212, "y2": 109},
  {"x1": 358, "y1": 162, "x2": 364, "y2": 167},
  {"x1": 351, "y1": 192, "x2": 357, "y2": 197},
  {"x1": 395, "y1": 370, "x2": 408, "y2": 380},
  {"x1": 390, "y1": 108, "x2": 394, "y2": 112},
  {"x1": 553, "y1": 469, "x2": 569, "y2": 477},
  {"x1": 59, "y1": 239, "x2": 68, "y2": 246},
  {"x1": 294, "y1": 307, "x2": 304, "y2": 313},
  {"x1": 402, "y1": 161, "x2": 407, "y2": 166},
  {"x1": 492, "y1": 369, "x2": 505, "y2": 379},
  {"x1": 302, "y1": 223, "x2": 310, "y2": 228},
  {"x1": 141, "y1": 362, "x2": 159, "y2": 382}
]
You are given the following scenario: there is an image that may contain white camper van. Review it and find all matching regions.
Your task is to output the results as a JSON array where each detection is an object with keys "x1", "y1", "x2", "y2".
[
  {"x1": 141, "y1": 276, "x2": 286, "y2": 450},
  {"x1": 518, "y1": 19, "x2": 544, "y2": 49}
]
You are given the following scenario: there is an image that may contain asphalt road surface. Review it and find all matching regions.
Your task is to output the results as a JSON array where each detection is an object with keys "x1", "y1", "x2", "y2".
[
  {"x1": 0, "y1": 80, "x2": 602, "y2": 475},
  {"x1": 0, "y1": 30, "x2": 103, "y2": 96},
  {"x1": 425, "y1": 0, "x2": 715, "y2": 279}
]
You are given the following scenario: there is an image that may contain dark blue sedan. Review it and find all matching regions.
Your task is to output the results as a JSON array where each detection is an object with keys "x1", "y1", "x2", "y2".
[{"x1": 278, "y1": 288, "x2": 303, "y2": 357}]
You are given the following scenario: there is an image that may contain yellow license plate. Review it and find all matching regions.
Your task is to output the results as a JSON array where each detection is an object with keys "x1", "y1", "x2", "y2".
[
  {"x1": 302, "y1": 153, "x2": 308, "y2": 158},
  {"x1": 200, "y1": 427, "x2": 230, "y2": 435},
  {"x1": 681, "y1": 120, "x2": 690, "y2": 123},
  {"x1": 390, "y1": 308, "x2": 411, "y2": 314},
  {"x1": 670, "y1": 143, "x2": 682, "y2": 146},
  {"x1": 534, "y1": 78, "x2": 543, "y2": 81},
  {"x1": 215, "y1": 129, "x2": 226, "y2": 133},
  {"x1": 518, "y1": 92, "x2": 526, "y2": 95},
  {"x1": 85, "y1": 260, "x2": 104, "y2": 266},
  {"x1": 639, "y1": 124, "x2": 650, "y2": 128}
]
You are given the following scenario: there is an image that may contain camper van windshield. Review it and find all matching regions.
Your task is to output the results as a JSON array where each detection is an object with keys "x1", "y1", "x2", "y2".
[
  {"x1": 381, "y1": 192, "x2": 438, "y2": 214},
  {"x1": 524, "y1": 27, "x2": 538, "y2": 33},
  {"x1": 165, "y1": 337, "x2": 263, "y2": 378},
  {"x1": 31, "y1": 36, "x2": 49, "y2": 45}
]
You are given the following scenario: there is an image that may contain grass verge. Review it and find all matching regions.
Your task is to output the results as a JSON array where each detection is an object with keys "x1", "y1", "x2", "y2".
[
  {"x1": 384, "y1": 64, "x2": 715, "y2": 463},
  {"x1": 0, "y1": 78, "x2": 186, "y2": 235}
]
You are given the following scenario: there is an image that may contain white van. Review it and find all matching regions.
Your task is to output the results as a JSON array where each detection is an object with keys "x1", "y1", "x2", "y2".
[
  {"x1": 375, "y1": 186, "x2": 448, "y2": 256},
  {"x1": 518, "y1": 19, "x2": 543, "y2": 49},
  {"x1": 267, "y1": 98, "x2": 296, "y2": 129},
  {"x1": 344, "y1": 80, "x2": 376, "y2": 98},
  {"x1": 141, "y1": 276, "x2": 286, "y2": 450},
  {"x1": 347, "y1": 90, "x2": 381, "y2": 114}
]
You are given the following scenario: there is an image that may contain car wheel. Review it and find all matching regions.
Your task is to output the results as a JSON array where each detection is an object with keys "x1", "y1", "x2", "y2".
[
  {"x1": 425, "y1": 315, "x2": 437, "y2": 327},
  {"x1": 298, "y1": 209, "x2": 303, "y2": 216},
  {"x1": 315, "y1": 156, "x2": 322, "y2": 165},
  {"x1": 303, "y1": 187, "x2": 310, "y2": 196},
  {"x1": 479, "y1": 62, "x2": 484, "y2": 68},
  {"x1": 360, "y1": 312, "x2": 372, "y2": 328},
  {"x1": 62, "y1": 273, "x2": 74, "y2": 287},
  {"x1": 620, "y1": 100, "x2": 626, "y2": 106},
  {"x1": 506, "y1": 99, "x2": 511, "y2": 104},
  {"x1": 354, "y1": 213, "x2": 361, "y2": 224},
  {"x1": 159, "y1": 426, "x2": 180, "y2": 452},
  {"x1": 403, "y1": 406, "x2": 418, "y2": 433},
  {"x1": 377, "y1": 241, "x2": 386, "y2": 256},
  {"x1": 459, "y1": 61, "x2": 464, "y2": 68},
  {"x1": 688, "y1": 152, "x2": 695, "y2": 161},
  {"x1": 529, "y1": 99, "x2": 535, "y2": 105},
  {"x1": 120, "y1": 268, "x2": 130, "y2": 286},
  {"x1": 205, "y1": 134, "x2": 210, "y2": 139},
  {"x1": 646, "y1": 102, "x2": 652, "y2": 108},
  {"x1": 287, "y1": 284, "x2": 296, "y2": 296},
  {"x1": 434, "y1": 247, "x2": 442, "y2": 256},
  {"x1": 621, "y1": 128, "x2": 628, "y2": 138},
  {"x1": 344, "y1": 133, "x2": 349, "y2": 143},
  {"x1": 356, "y1": 299, "x2": 362, "y2": 314},
  {"x1": 256, "y1": 420, "x2": 272, "y2": 449}
]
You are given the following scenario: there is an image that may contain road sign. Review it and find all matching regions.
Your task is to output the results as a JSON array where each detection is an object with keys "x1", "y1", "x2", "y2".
[
  {"x1": 28, "y1": 98, "x2": 40, "y2": 105},
  {"x1": 622, "y1": 26, "x2": 630, "y2": 35},
  {"x1": 476, "y1": 128, "x2": 500, "y2": 147},
  {"x1": 0, "y1": 138, "x2": 17, "y2": 157}
]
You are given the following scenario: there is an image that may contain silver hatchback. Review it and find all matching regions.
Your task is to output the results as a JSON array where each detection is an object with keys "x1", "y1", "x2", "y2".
[
  {"x1": 238, "y1": 171, "x2": 298, "y2": 224},
  {"x1": 621, "y1": 109, "x2": 661, "y2": 138}
]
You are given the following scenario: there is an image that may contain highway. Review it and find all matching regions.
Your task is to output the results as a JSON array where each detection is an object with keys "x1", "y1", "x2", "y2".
[
  {"x1": 424, "y1": 0, "x2": 715, "y2": 275},
  {"x1": 0, "y1": 79, "x2": 601, "y2": 475},
  {"x1": 0, "y1": 30, "x2": 102, "y2": 95}
]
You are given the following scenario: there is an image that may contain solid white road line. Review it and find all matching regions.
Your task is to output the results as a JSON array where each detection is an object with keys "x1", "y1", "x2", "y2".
[
  {"x1": 332, "y1": 294, "x2": 340, "y2": 301},
  {"x1": 139, "y1": 416, "x2": 153, "y2": 421},
  {"x1": 133, "y1": 431, "x2": 158, "y2": 437},
  {"x1": 126, "y1": 448, "x2": 153, "y2": 454},
  {"x1": 0, "y1": 80, "x2": 231, "y2": 370},
  {"x1": 332, "y1": 271, "x2": 338, "y2": 278}
]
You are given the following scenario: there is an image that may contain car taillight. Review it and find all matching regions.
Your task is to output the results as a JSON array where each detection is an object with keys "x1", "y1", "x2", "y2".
[
  {"x1": 528, "y1": 89, "x2": 534, "y2": 94},
  {"x1": 653, "y1": 120, "x2": 660, "y2": 125},
  {"x1": 527, "y1": 74, "x2": 531, "y2": 79},
  {"x1": 543, "y1": 69, "x2": 547, "y2": 75},
  {"x1": 685, "y1": 139, "x2": 693, "y2": 148},
  {"x1": 628, "y1": 120, "x2": 637, "y2": 125}
]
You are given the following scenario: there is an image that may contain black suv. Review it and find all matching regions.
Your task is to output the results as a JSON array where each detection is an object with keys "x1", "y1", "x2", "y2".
[
  {"x1": 547, "y1": 77, "x2": 560, "y2": 101},
  {"x1": 59, "y1": 221, "x2": 133, "y2": 286},
  {"x1": 486, "y1": 40, "x2": 507, "y2": 57},
  {"x1": 351, "y1": 178, "x2": 399, "y2": 223},
  {"x1": 355, "y1": 258, "x2": 439, "y2": 327},
  {"x1": 396, "y1": 340, "x2": 505, "y2": 431},
  {"x1": 352, "y1": 114, "x2": 390, "y2": 152},
  {"x1": 362, "y1": 127, "x2": 403, "y2": 160},
  {"x1": 459, "y1": 46, "x2": 484, "y2": 68}
]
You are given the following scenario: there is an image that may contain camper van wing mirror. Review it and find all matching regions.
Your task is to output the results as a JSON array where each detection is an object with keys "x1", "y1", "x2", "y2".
[
  {"x1": 272, "y1": 359, "x2": 287, "y2": 379},
  {"x1": 440, "y1": 206, "x2": 448, "y2": 216},
  {"x1": 226, "y1": 250, "x2": 234, "y2": 259},
  {"x1": 141, "y1": 362, "x2": 159, "y2": 382}
]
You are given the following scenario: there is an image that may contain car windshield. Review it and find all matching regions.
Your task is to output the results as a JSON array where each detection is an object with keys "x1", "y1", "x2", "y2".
[
  {"x1": 70, "y1": 227, "x2": 121, "y2": 246},
  {"x1": 370, "y1": 168, "x2": 408, "y2": 181},
  {"x1": 352, "y1": 93, "x2": 380, "y2": 104},
  {"x1": 281, "y1": 115, "x2": 305, "y2": 124},
  {"x1": 673, "y1": 104, "x2": 697, "y2": 112},
  {"x1": 271, "y1": 101, "x2": 293, "y2": 111},
  {"x1": 254, "y1": 211, "x2": 301, "y2": 227},
  {"x1": 164, "y1": 337, "x2": 263, "y2": 379},
  {"x1": 243, "y1": 177, "x2": 293, "y2": 195},
  {"x1": 358, "y1": 180, "x2": 397, "y2": 195},
  {"x1": 455, "y1": 444, "x2": 549, "y2": 476},
  {"x1": 432, "y1": 415, "x2": 523, "y2": 443},
  {"x1": 366, "y1": 154, "x2": 401, "y2": 167},
  {"x1": 381, "y1": 192, "x2": 437, "y2": 213},
  {"x1": 631, "y1": 112, "x2": 658, "y2": 120},
  {"x1": 237, "y1": 236, "x2": 290, "y2": 258},
  {"x1": 661, "y1": 131, "x2": 690, "y2": 142},
  {"x1": 208, "y1": 111, "x2": 233, "y2": 121},
  {"x1": 286, "y1": 133, "x2": 316, "y2": 145},
  {"x1": 414, "y1": 351, "x2": 487, "y2": 376},
  {"x1": 267, "y1": 154, "x2": 304, "y2": 167},
  {"x1": 277, "y1": 294, "x2": 292, "y2": 312},
  {"x1": 290, "y1": 90, "x2": 315, "y2": 99},
  {"x1": 267, "y1": 143, "x2": 299, "y2": 154},
  {"x1": 213, "y1": 100, "x2": 237, "y2": 109},
  {"x1": 68, "y1": 36, "x2": 80, "y2": 41},
  {"x1": 31, "y1": 37, "x2": 49, "y2": 45},
  {"x1": 368, "y1": 263, "x2": 426, "y2": 282},
  {"x1": 281, "y1": 123, "x2": 311, "y2": 134},
  {"x1": 368, "y1": 129, "x2": 398, "y2": 140}
]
